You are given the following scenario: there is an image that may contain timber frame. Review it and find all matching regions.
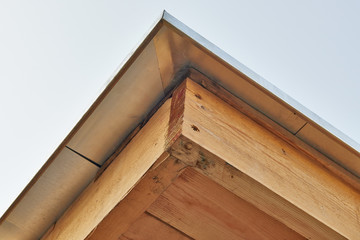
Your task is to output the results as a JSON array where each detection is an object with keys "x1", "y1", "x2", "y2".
[
  {"x1": 1, "y1": 11, "x2": 359, "y2": 240},
  {"x1": 42, "y1": 73, "x2": 359, "y2": 239}
]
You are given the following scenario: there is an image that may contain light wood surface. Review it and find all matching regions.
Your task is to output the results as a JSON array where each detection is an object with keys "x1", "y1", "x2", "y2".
[
  {"x1": 42, "y1": 77, "x2": 360, "y2": 239},
  {"x1": 148, "y1": 168, "x2": 305, "y2": 240},
  {"x1": 188, "y1": 68, "x2": 360, "y2": 192},
  {"x1": 86, "y1": 156, "x2": 188, "y2": 240},
  {"x1": 178, "y1": 78, "x2": 360, "y2": 239},
  {"x1": 183, "y1": 143, "x2": 345, "y2": 239}
]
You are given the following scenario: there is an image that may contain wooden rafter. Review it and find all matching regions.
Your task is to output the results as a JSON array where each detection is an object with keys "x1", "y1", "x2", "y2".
[
  {"x1": 172, "y1": 78, "x2": 360, "y2": 239},
  {"x1": 42, "y1": 76, "x2": 360, "y2": 240}
]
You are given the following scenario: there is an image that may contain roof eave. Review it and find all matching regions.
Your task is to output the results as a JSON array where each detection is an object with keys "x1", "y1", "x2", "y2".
[{"x1": 1, "y1": 10, "x2": 359, "y2": 240}]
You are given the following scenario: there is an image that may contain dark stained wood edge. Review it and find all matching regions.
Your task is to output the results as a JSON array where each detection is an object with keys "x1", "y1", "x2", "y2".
[
  {"x1": 95, "y1": 79, "x2": 178, "y2": 181},
  {"x1": 166, "y1": 80, "x2": 187, "y2": 148},
  {"x1": 85, "y1": 78, "x2": 191, "y2": 239}
]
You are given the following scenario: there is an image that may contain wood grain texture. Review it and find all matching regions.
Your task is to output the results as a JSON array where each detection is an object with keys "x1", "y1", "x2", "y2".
[
  {"x1": 161, "y1": 27, "x2": 307, "y2": 134},
  {"x1": 42, "y1": 99, "x2": 172, "y2": 240},
  {"x1": 188, "y1": 68, "x2": 360, "y2": 192},
  {"x1": 167, "y1": 80, "x2": 186, "y2": 148},
  {"x1": 86, "y1": 156, "x2": 188, "y2": 240},
  {"x1": 171, "y1": 139, "x2": 345, "y2": 239},
  {"x1": 179, "y1": 79, "x2": 360, "y2": 239},
  {"x1": 119, "y1": 212, "x2": 191, "y2": 240},
  {"x1": 148, "y1": 168, "x2": 305, "y2": 240}
]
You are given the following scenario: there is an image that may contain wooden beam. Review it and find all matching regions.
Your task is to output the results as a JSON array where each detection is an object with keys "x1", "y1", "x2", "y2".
[
  {"x1": 188, "y1": 68, "x2": 360, "y2": 192},
  {"x1": 169, "y1": 78, "x2": 360, "y2": 239},
  {"x1": 42, "y1": 99, "x2": 172, "y2": 240},
  {"x1": 41, "y1": 76, "x2": 360, "y2": 239},
  {"x1": 86, "y1": 156, "x2": 188, "y2": 240},
  {"x1": 171, "y1": 137, "x2": 346, "y2": 239},
  {"x1": 148, "y1": 167, "x2": 305, "y2": 240}
]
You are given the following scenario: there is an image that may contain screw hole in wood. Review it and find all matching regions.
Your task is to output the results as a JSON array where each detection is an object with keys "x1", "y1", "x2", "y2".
[{"x1": 191, "y1": 125, "x2": 200, "y2": 132}]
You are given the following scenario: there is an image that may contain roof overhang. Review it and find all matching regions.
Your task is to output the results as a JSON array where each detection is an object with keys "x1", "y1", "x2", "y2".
[{"x1": 1, "y1": 10, "x2": 359, "y2": 239}]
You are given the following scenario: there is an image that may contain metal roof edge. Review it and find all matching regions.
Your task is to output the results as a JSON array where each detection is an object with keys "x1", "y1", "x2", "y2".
[
  {"x1": 162, "y1": 10, "x2": 360, "y2": 153},
  {"x1": 100, "y1": 11, "x2": 165, "y2": 92},
  {"x1": 1, "y1": 10, "x2": 359, "y2": 240},
  {"x1": 0, "y1": 10, "x2": 166, "y2": 235}
]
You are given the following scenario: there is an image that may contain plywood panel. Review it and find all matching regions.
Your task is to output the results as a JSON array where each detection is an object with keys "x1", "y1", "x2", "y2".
[{"x1": 148, "y1": 168, "x2": 305, "y2": 240}]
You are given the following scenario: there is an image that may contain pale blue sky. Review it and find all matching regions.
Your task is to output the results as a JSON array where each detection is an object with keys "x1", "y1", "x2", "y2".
[{"x1": 0, "y1": 0, "x2": 359, "y2": 216}]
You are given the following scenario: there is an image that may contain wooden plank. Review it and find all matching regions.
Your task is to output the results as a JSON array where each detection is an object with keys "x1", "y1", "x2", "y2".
[
  {"x1": 86, "y1": 156, "x2": 188, "y2": 240},
  {"x1": 171, "y1": 140, "x2": 346, "y2": 239},
  {"x1": 148, "y1": 168, "x2": 305, "y2": 240},
  {"x1": 119, "y1": 212, "x2": 191, "y2": 240},
  {"x1": 42, "y1": 99, "x2": 172, "y2": 240},
  {"x1": 188, "y1": 68, "x2": 360, "y2": 192},
  {"x1": 172, "y1": 78, "x2": 360, "y2": 239}
]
